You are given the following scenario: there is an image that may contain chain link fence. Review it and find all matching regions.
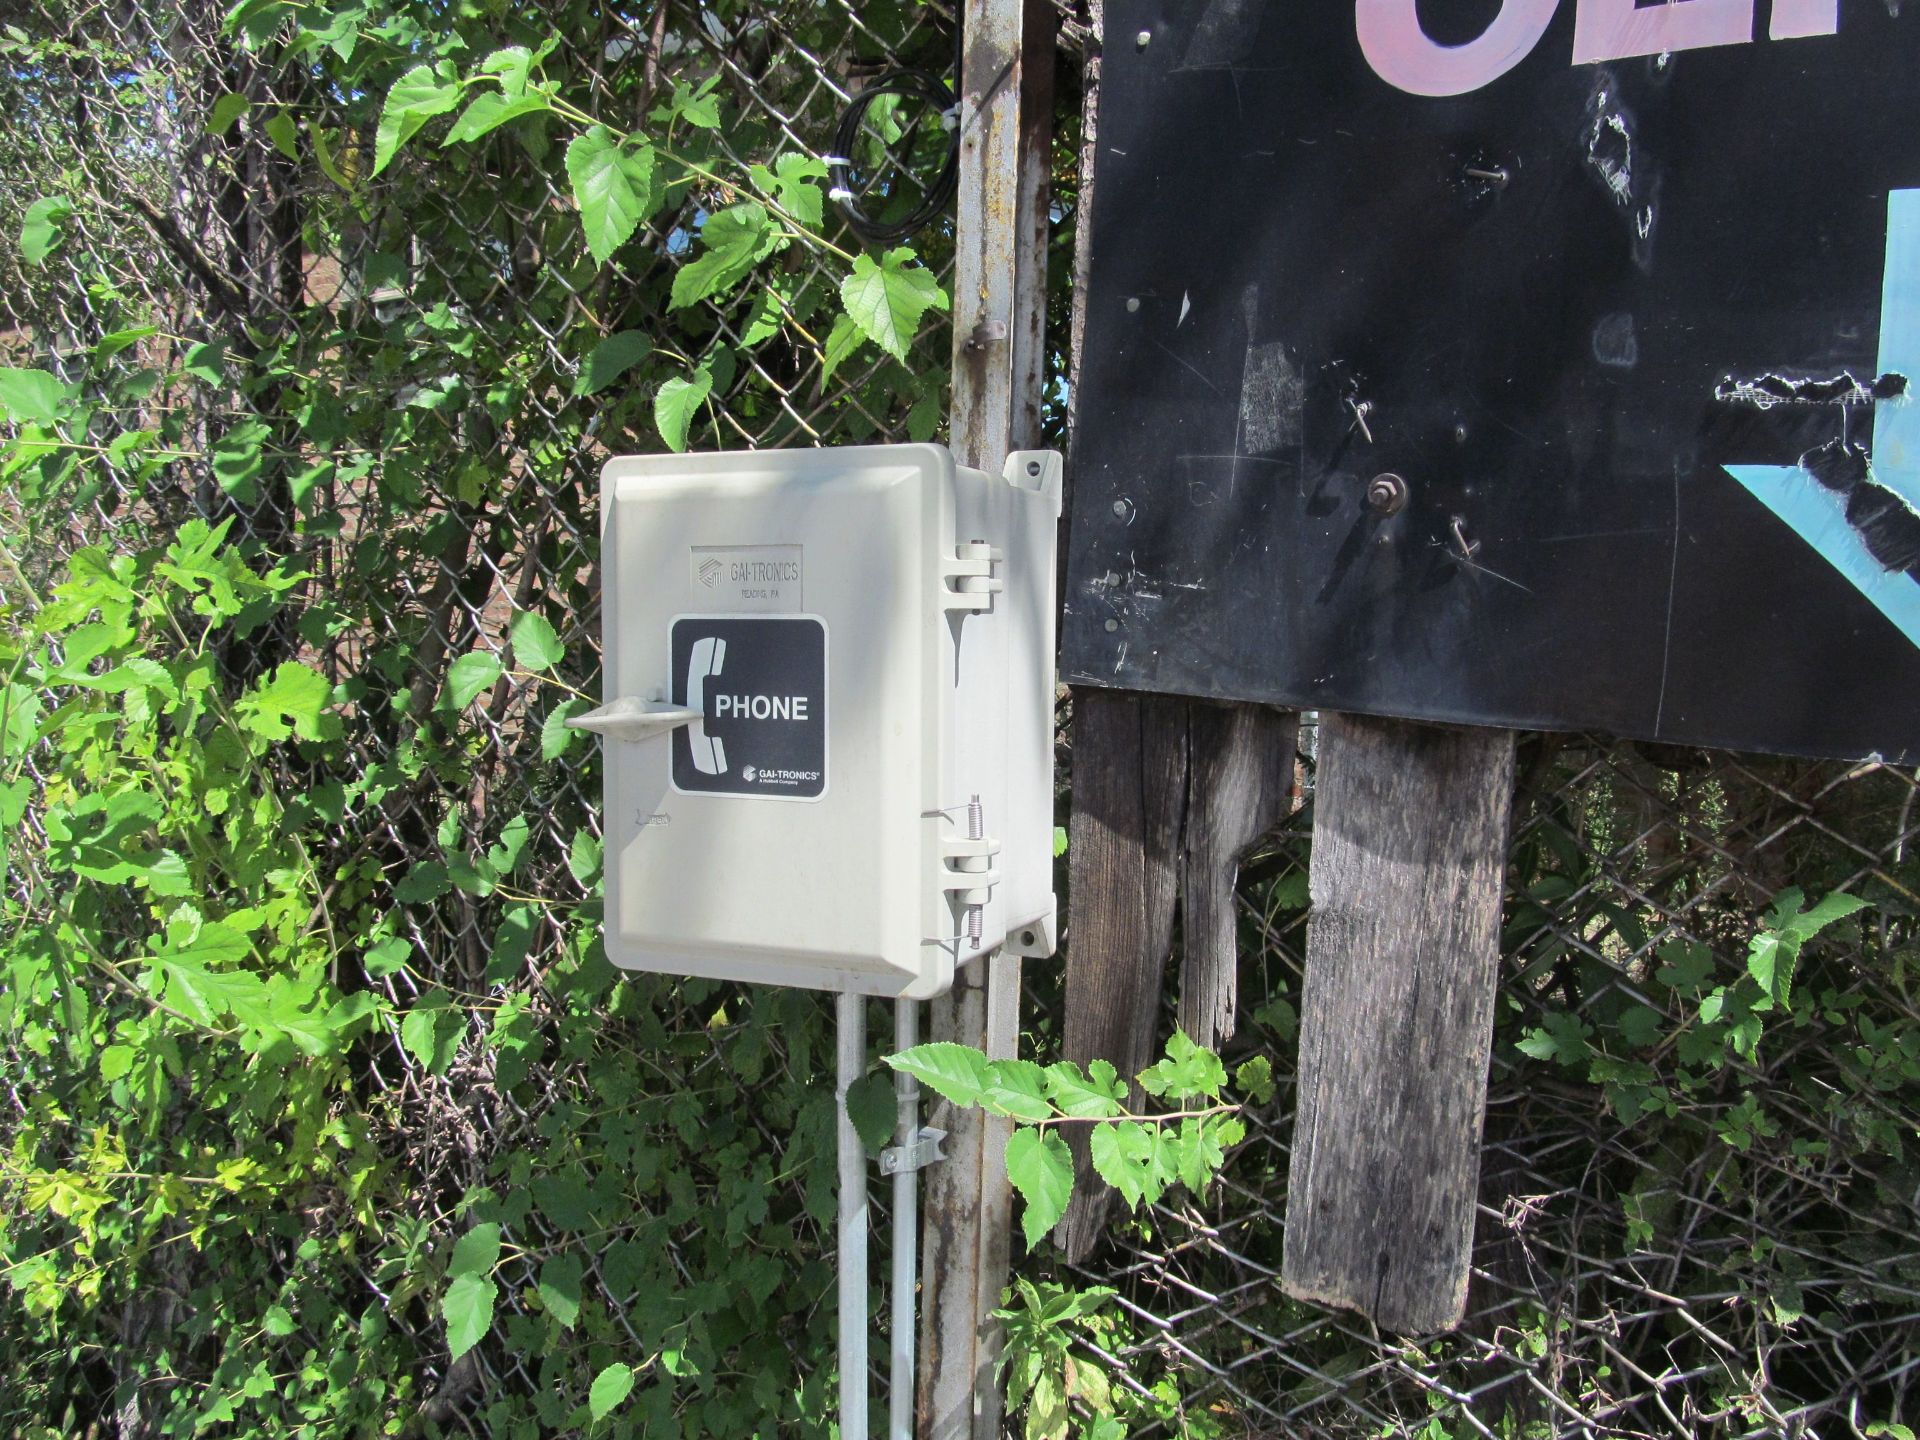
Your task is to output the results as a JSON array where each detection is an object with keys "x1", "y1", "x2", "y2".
[
  {"x1": 2, "y1": 0, "x2": 963, "y2": 1431},
  {"x1": 4, "y1": 0, "x2": 1918, "y2": 1436},
  {"x1": 1035, "y1": 725, "x2": 1920, "y2": 1439}
]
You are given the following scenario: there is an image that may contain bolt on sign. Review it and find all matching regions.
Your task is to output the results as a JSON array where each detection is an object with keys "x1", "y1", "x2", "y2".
[{"x1": 1064, "y1": 0, "x2": 1920, "y2": 761}]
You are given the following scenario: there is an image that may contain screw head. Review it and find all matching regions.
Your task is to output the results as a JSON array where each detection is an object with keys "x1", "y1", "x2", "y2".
[
  {"x1": 1366, "y1": 472, "x2": 1410, "y2": 516},
  {"x1": 1125, "y1": 296, "x2": 1141, "y2": 313},
  {"x1": 1104, "y1": 618, "x2": 1120, "y2": 633},
  {"x1": 1135, "y1": 28, "x2": 1151, "y2": 47}
]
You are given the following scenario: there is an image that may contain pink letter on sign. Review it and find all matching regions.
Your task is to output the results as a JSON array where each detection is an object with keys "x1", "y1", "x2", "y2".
[
  {"x1": 1571, "y1": 0, "x2": 1753, "y2": 63},
  {"x1": 1356, "y1": 0, "x2": 1561, "y2": 97}
]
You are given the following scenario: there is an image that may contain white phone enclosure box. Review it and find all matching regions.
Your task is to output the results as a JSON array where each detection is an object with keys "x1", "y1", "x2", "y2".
[{"x1": 591, "y1": 443, "x2": 1059, "y2": 998}]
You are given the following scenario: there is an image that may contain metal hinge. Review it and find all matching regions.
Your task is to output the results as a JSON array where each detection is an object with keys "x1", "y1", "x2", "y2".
[{"x1": 879, "y1": 1126, "x2": 948, "y2": 1176}]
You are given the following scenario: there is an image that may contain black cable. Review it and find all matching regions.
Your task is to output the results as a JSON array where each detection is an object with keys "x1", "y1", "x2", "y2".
[{"x1": 827, "y1": 13, "x2": 962, "y2": 246}]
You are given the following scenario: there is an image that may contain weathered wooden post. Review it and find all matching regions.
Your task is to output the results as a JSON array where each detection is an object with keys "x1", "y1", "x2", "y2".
[
  {"x1": 917, "y1": 0, "x2": 1057, "y2": 1432},
  {"x1": 1280, "y1": 714, "x2": 1514, "y2": 1333}
]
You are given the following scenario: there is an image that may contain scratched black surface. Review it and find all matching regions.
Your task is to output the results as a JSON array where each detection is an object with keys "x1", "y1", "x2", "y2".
[{"x1": 1063, "y1": 0, "x2": 1920, "y2": 761}]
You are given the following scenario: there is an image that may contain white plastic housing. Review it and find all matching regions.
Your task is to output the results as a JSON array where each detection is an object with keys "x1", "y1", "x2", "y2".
[{"x1": 590, "y1": 443, "x2": 1060, "y2": 999}]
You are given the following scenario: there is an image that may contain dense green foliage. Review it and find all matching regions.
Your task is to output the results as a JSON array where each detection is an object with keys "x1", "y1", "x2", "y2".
[{"x1": 0, "y1": 0, "x2": 955, "y2": 1431}]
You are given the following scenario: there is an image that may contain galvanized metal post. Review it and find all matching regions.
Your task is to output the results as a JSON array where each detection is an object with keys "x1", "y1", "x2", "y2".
[{"x1": 919, "y1": 0, "x2": 1056, "y2": 1434}]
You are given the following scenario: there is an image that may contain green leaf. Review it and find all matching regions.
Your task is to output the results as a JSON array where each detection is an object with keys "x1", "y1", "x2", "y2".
[
  {"x1": 373, "y1": 64, "x2": 462, "y2": 176},
  {"x1": 263, "y1": 110, "x2": 299, "y2": 161},
  {"x1": 820, "y1": 313, "x2": 865, "y2": 384},
  {"x1": 363, "y1": 937, "x2": 412, "y2": 978},
  {"x1": 1785, "y1": 889, "x2": 1870, "y2": 941},
  {"x1": 1655, "y1": 939, "x2": 1715, "y2": 993},
  {"x1": 312, "y1": 125, "x2": 354, "y2": 190},
  {"x1": 887, "y1": 1041, "x2": 994, "y2": 1109},
  {"x1": 0, "y1": 367, "x2": 65, "y2": 425},
  {"x1": 263, "y1": 1304, "x2": 296, "y2": 1337},
  {"x1": 1136, "y1": 1030, "x2": 1227, "y2": 1101},
  {"x1": 1052, "y1": 825, "x2": 1068, "y2": 858},
  {"x1": 509, "y1": 611, "x2": 564, "y2": 671},
  {"x1": 441, "y1": 1272, "x2": 496, "y2": 1360},
  {"x1": 446, "y1": 651, "x2": 503, "y2": 709},
  {"x1": 538, "y1": 1252, "x2": 583, "y2": 1329},
  {"x1": 1745, "y1": 888, "x2": 1860, "y2": 1013},
  {"x1": 20, "y1": 196, "x2": 73, "y2": 266},
  {"x1": 654, "y1": 367, "x2": 713, "y2": 453},
  {"x1": 401, "y1": 992, "x2": 464, "y2": 1074},
  {"x1": 206, "y1": 93, "x2": 252, "y2": 136},
  {"x1": 479, "y1": 43, "x2": 551, "y2": 97},
  {"x1": 394, "y1": 861, "x2": 450, "y2": 904},
  {"x1": 589, "y1": 1362, "x2": 635, "y2": 1421},
  {"x1": 488, "y1": 906, "x2": 539, "y2": 984},
  {"x1": 443, "y1": 91, "x2": 549, "y2": 145},
  {"x1": 840, "y1": 246, "x2": 948, "y2": 363},
  {"x1": 93, "y1": 325, "x2": 157, "y2": 361},
  {"x1": 238, "y1": 662, "x2": 335, "y2": 742},
  {"x1": 669, "y1": 202, "x2": 776, "y2": 310},
  {"x1": 1233, "y1": 1054, "x2": 1275, "y2": 1105},
  {"x1": 211, "y1": 420, "x2": 270, "y2": 498},
  {"x1": 487, "y1": 814, "x2": 532, "y2": 877},
  {"x1": 541, "y1": 698, "x2": 590, "y2": 759},
  {"x1": 1614, "y1": 1005, "x2": 1665, "y2": 1050},
  {"x1": 184, "y1": 340, "x2": 227, "y2": 384},
  {"x1": 980, "y1": 1059, "x2": 1055, "y2": 1122},
  {"x1": 567, "y1": 126, "x2": 651, "y2": 267},
  {"x1": 1516, "y1": 1011, "x2": 1592, "y2": 1067},
  {"x1": 847, "y1": 1072, "x2": 897, "y2": 1151},
  {"x1": 1747, "y1": 931, "x2": 1788, "y2": 1011},
  {"x1": 567, "y1": 829, "x2": 603, "y2": 890},
  {"x1": 739, "y1": 287, "x2": 786, "y2": 347},
  {"x1": 1004, "y1": 1128, "x2": 1073, "y2": 1249},
  {"x1": 1088, "y1": 1122, "x2": 1153, "y2": 1210},
  {"x1": 660, "y1": 77, "x2": 722, "y2": 130},
  {"x1": 534, "y1": 1173, "x2": 596, "y2": 1230},
  {"x1": 753, "y1": 153, "x2": 827, "y2": 229},
  {"x1": 289, "y1": 459, "x2": 333, "y2": 508},
  {"x1": 450, "y1": 1222, "x2": 502, "y2": 1276},
  {"x1": 574, "y1": 330, "x2": 653, "y2": 396},
  {"x1": 1043, "y1": 1061, "x2": 1125, "y2": 1120}
]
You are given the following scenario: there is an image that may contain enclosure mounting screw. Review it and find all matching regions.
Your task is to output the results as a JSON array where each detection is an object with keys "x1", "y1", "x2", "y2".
[
  {"x1": 1366, "y1": 472, "x2": 1409, "y2": 516},
  {"x1": 1136, "y1": 29, "x2": 1151, "y2": 48}
]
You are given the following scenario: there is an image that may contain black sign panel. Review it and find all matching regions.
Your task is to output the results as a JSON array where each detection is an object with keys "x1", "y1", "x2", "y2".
[
  {"x1": 1064, "y1": 0, "x2": 1920, "y2": 761},
  {"x1": 670, "y1": 616, "x2": 826, "y2": 799}
]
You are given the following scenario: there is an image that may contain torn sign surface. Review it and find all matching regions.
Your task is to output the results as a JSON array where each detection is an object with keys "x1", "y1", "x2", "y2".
[{"x1": 1063, "y1": 0, "x2": 1920, "y2": 763}]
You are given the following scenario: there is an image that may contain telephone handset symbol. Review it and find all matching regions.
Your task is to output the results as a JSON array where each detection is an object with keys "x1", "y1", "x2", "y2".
[{"x1": 685, "y1": 637, "x2": 728, "y2": 775}]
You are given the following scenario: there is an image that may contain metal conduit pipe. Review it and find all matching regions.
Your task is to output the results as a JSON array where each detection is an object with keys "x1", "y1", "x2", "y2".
[
  {"x1": 836, "y1": 991, "x2": 869, "y2": 1440},
  {"x1": 889, "y1": 999, "x2": 919, "y2": 1440}
]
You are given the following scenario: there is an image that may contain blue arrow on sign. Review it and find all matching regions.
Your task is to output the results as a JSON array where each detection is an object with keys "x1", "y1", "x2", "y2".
[{"x1": 1725, "y1": 188, "x2": 1920, "y2": 648}]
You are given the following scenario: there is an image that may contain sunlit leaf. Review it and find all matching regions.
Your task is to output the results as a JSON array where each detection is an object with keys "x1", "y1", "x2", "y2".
[{"x1": 840, "y1": 246, "x2": 947, "y2": 363}]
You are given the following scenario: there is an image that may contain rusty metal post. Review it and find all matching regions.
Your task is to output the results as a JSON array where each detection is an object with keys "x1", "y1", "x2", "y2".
[{"x1": 917, "y1": 0, "x2": 1056, "y2": 1434}]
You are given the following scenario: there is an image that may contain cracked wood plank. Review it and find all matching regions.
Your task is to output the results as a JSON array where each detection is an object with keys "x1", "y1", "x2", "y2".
[{"x1": 1179, "y1": 702, "x2": 1299, "y2": 1050}]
